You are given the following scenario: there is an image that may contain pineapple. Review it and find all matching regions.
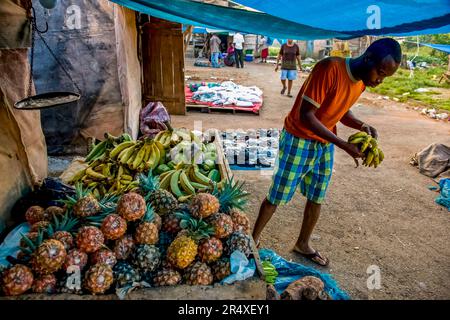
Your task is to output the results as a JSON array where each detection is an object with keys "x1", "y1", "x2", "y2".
[
  {"x1": 152, "y1": 268, "x2": 181, "y2": 286},
  {"x1": 44, "y1": 206, "x2": 65, "y2": 220},
  {"x1": 190, "y1": 193, "x2": 219, "y2": 219},
  {"x1": 113, "y1": 261, "x2": 141, "y2": 288},
  {"x1": 162, "y1": 213, "x2": 182, "y2": 234},
  {"x1": 139, "y1": 171, "x2": 178, "y2": 215},
  {"x1": 30, "y1": 220, "x2": 51, "y2": 233},
  {"x1": 167, "y1": 235, "x2": 197, "y2": 270},
  {"x1": 84, "y1": 263, "x2": 114, "y2": 294},
  {"x1": 131, "y1": 244, "x2": 161, "y2": 272},
  {"x1": 215, "y1": 177, "x2": 249, "y2": 214},
  {"x1": 226, "y1": 231, "x2": 252, "y2": 257},
  {"x1": 20, "y1": 231, "x2": 38, "y2": 248},
  {"x1": 63, "y1": 183, "x2": 101, "y2": 218},
  {"x1": 208, "y1": 213, "x2": 234, "y2": 239},
  {"x1": 100, "y1": 214, "x2": 127, "y2": 240},
  {"x1": 90, "y1": 249, "x2": 117, "y2": 268},
  {"x1": 25, "y1": 206, "x2": 46, "y2": 225},
  {"x1": 57, "y1": 274, "x2": 83, "y2": 295},
  {"x1": 134, "y1": 204, "x2": 159, "y2": 245},
  {"x1": 113, "y1": 234, "x2": 135, "y2": 260},
  {"x1": 32, "y1": 274, "x2": 57, "y2": 294},
  {"x1": 20, "y1": 233, "x2": 67, "y2": 275},
  {"x1": 153, "y1": 213, "x2": 162, "y2": 231},
  {"x1": 1, "y1": 264, "x2": 34, "y2": 296},
  {"x1": 17, "y1": 230, "x2": 44, "y2": 264},
  {"x1": 156, "y1": 231, "x2": 175, "y2": 258},
  {"x1": 117, "y1": 192, "x2": 146, "y2": 221},
  {"x1": 86, "y1": 195, "x2": 125, "y2": 240},
  {"x1": 32, "y1": 239, "x2": 67, "y2": 275},
  {"x1": 46, "y1": 213, "x2": 79, "y2": 251},
  {"x1": 183, "y1": 261, "x2": 213, "y2": 285},
  {"x1": 76, "y1": 226, "x2": 104, "y2": 253},
  {"x1": 167, "y1": 214, "x2": 214, "y2": 269},
  {"x1": 64, "y1": 249, "x2": 88, "y2": 271},
  {"x1": 198, "y1": 237, "x2": 223, "y2": 263},
  {"x1": 230, "y1": 209, "x2": 251, "y2": 234},
  {"x1": 211, "y1": 258, "x2": 231, "y2": 282}
]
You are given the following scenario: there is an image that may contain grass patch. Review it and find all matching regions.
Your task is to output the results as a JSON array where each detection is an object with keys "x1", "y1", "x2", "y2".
[{"x1": 368, "y1": 66, "x2": 450, "y2": 112}]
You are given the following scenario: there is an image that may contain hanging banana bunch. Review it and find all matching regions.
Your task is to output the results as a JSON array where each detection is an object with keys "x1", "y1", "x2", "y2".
[{"x1": 347, "y1": 131, "x2": 384, "y2": 168}]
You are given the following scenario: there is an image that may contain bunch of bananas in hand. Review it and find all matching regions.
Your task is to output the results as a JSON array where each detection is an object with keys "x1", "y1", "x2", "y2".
[
  {"x1": 262, "y1": 260, "x2": 278, "y2": 284},
  {"x1": 348, "y1": 131, "x2": 384, "y2": 168}
]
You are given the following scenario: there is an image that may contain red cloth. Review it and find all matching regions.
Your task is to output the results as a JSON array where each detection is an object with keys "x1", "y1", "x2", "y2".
[
  {"x1": 185, "y1": 86, "x2": 262, "y2": 114},
  {"x1": 261, "y1": 48, "x2": 269, "y2": 59}
]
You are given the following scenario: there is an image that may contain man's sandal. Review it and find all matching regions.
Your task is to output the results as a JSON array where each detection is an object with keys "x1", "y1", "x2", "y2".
[{"x1": 293, "y1": 247, "x2": 330, "y2": 267}]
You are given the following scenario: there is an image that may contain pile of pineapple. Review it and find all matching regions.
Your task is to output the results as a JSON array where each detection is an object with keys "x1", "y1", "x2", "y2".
[{"x1": 0, "y1": 172, "x2": 252, "y2": 297}]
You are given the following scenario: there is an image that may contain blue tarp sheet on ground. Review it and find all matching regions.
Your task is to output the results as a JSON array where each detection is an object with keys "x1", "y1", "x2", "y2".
[
  {"x1": 236, "y1": 0, "x2": 450, "y2": 37},
  {"x1": 259, "y1": 248, "x2": 350, "y2": 300},
  {"x1": 435, "y1": 178, "x2": 450, "y2": 211},
  {"x1": 421, "y1": 43, "x2": 450, "y2": 54}
]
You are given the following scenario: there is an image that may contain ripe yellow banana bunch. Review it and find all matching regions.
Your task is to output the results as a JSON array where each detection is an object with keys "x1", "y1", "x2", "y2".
[
  {"x1": 110, "y1": 139, "x2": 166, "y2": 172},
  {"x1": 348, "y1": 131, "x2": 384, "y2": 168}
]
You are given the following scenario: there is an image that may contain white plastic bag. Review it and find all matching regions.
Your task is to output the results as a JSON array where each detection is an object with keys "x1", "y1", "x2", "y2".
[{"x1": 222, "y1": 250, "x2": 256, "y2": 284}]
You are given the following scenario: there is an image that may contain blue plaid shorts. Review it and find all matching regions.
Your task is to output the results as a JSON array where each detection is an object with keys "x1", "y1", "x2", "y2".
[{"x1": 267, "y1": 129, "x2": 334, "y2": 205}]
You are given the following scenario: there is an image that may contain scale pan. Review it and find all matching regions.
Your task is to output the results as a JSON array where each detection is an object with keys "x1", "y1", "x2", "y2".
[{"x1": 14, "y1": 92, "x2": 80, "y2": 110}]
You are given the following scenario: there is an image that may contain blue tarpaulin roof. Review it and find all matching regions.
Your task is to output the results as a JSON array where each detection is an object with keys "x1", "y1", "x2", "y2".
[
  {"x1": 110, "y1": 0, "x2": 450, "y2": 40},
  {"x1": 236, "y1": 0, "x2": 450, "y2": 37},
  {"x1": 421, "y1": 43, "x2": 450, "y2": 54},
  {"x1": 110, "y1": 0, "x2": 354, "y2": 40}
]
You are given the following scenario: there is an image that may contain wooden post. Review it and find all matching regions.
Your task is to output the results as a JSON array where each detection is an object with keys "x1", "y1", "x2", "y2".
[{"x1": 183, "y1": 25, "x2": 193, "y2": 53}]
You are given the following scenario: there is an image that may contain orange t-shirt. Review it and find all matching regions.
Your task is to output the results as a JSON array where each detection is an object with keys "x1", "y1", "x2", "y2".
[{"x1": 284, "y1": 57, "x2": 365, "y2": 143}]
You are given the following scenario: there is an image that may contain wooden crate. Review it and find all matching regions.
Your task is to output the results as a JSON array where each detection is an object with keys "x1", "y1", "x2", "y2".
[{"x1": 187, "y1": 104, "x2": 260, "y2": 115}]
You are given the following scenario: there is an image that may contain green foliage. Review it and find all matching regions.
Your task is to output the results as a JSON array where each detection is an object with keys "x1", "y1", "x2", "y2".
[
  {"x1": 268, "y1": 46, "x2": 280, "y2": 57},
  {"x1": 368, "y1": 66, "x2": 450, "y2": 112},
  {"x1": 402, "y1": 34, "x2": 450, "y2": 64}
]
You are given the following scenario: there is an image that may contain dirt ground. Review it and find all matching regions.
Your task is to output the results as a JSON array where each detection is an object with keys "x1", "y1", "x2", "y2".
[{"x1": 173, "y1": 59, "x2": 450, "y2": 300}]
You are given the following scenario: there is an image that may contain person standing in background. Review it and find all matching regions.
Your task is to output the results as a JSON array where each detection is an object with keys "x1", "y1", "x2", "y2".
[
  {"x1": 225, "y1": 42, "x2": 236, "y2": 67},
  {"x1": 260, "y1": 36, "x2": 269, "y2": 63},
  {"x1": 209, "y1": 33, "x2": 222, "y2": 68},
  {"x1": 233, "y1": 32, "x2": 245, "y2": 69},
  {"x1": 275, "y1": 39, "x2": 302, "y2": 97}
]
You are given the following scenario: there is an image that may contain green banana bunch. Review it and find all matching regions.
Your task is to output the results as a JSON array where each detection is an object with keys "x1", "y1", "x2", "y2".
[
  {"x1": 85, "y1": 133, "x2": 135, "y2": 163},
  {"x1": 262, "y1": 260, "x2": 278, "y2": 284},
  {"x1": 348, "y1": 131, "x2": 384, "y2": 169}
]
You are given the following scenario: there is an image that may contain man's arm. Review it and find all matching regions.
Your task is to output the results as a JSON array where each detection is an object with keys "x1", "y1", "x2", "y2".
[
  {"x1": 300, "y1": 101, "x2": 363, "y2": 159},
  {"x1": 275, "y1": 48, "x2": 283, "y2": 71},
  {"x1": 296, "y1": 55, "x2": 302, "y2": 71},
  {"x1": 340, "y1": 110, "x2": 378, "y2": 139}
]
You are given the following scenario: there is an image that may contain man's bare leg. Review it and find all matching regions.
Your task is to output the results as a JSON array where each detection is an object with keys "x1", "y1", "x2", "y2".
[
  {"x1": 252, "y1": 198, "x2": 277, "y2": 244},
  {"x1": 280, "y1": 79, "x2": 287, "y2": 94},
  {"x1": 293, "y1": 199, "x2": 329, "y2": 265},
  {"x1": 287, "y1": 80, "x2": 293, "y2": 97}
]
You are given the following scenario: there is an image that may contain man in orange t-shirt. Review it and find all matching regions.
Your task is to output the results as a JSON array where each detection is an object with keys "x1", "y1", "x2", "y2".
[{"x1": 252, "y1": 38, "x2": 402, "y2": 266}]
